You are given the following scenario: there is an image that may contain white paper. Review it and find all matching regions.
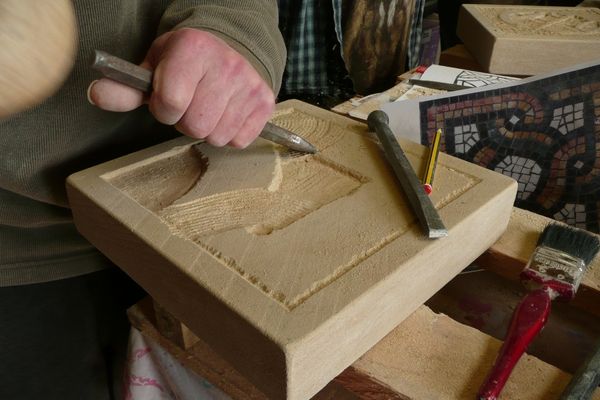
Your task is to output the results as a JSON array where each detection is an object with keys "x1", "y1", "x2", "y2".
[{"x1": 383, "y1": 59, "x2": 600, "y2": 143}]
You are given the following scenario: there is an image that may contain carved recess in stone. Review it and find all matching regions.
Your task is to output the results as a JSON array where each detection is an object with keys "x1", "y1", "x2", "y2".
[{"x1": 105, "y1": 108, "x2": 479, "y2": 310}]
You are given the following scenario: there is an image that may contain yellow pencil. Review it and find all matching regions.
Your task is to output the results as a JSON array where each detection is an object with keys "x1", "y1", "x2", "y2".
[{"x1": 422, "y1": 128, "x2": 442, "y2": 195}]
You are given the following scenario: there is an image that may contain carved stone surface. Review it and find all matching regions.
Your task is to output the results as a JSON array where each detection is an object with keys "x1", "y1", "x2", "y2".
[
  {"x1": 67, "y1": 100, "x2": 517, "y2": 400},
  {"x1": 458, "y1": 5, "x2": 600, "y2": 75},
  {"x1": 489, "y1": 7, "x2": 600, "y2": 36}
]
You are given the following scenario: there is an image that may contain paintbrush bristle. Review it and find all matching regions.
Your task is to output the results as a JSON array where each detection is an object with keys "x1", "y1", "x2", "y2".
[{"x1": 537, "y1": 223, "x2": 600, "y2": 265}]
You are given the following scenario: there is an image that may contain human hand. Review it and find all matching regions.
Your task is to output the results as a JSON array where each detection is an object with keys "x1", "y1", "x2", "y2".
[{"x1": 88, "y1": 28, "x2": 275, "y2": 148}]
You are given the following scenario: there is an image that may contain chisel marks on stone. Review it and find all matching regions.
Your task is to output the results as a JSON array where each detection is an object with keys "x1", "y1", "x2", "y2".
[
  {"x1": 284, "y1": 228, "x2": 407, "y2": 309},
  {"x1": 105, "y1": 145, "x2": 208, "y2": 212},
  {"x1": 271, "y1": 108, "x2": 349, "y2": 152},
  {"x1": 158, "y1": 152, "x2": 367, "y2": 238},
  {"x1": 198, "y1": 241, "x2": 288, "y2": 305},
  {"x1": 159, "y1": 188, "x2": 315, "y2": 238}
]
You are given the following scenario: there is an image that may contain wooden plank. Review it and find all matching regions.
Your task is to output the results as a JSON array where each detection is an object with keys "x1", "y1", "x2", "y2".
[
  {"x1": 67, "y1": 100, "x2": 517, "y2": 399},
  {"x1": 351, "y1": 305, "x2": 600, "y2": 400},
  {"x1": 128, "y1": 299, "x2": 270, "y2": 400},
  {"x1": 477, "y1": 207, "x2": 600, "y2": 317},
  {"x1": 334, "y1": 367, "x2": 409, "y2": 400},
  {"x1": 347, "y1": 83, "x2": 412, "y2": 121},
  {"x1": 427, "y1": 269, "x2": 600, "y2": 375},
  {"x1": 457, "y1": 5, "x2": 600, "y2": 75},
  {"x1": 136, "y1": 299, "x2": 599, "y2": 400},
  {"x1": 330, "y1": 69, "x2": 421, "y2": 120},
  {"x1": 128, "y1": 299, "x2": 368, "y2": 400},
  {"x1": 153, "y1": 300, "x2": 199, "y2": 350}
]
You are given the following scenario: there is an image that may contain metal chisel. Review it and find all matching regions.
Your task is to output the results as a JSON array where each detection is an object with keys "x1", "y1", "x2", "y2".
[
  {"x1": 92, "y1": 50, "x2": 317, "y2": 154},
  {"x1": 407, "y1": 79, "x2": 467, "y2": 92},
  {"x1": 368, "y1": 110, "x2": 447, "y2": 239}
]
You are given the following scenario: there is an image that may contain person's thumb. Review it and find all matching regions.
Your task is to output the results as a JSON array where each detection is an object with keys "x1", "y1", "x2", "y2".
[{"x1": 87, "y1": 77, "x2": 146, "y2": 112}]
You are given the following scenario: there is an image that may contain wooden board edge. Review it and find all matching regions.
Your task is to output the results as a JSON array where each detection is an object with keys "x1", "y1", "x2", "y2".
[
  {"x1": 333, "y1": 367, "x2": 411, "y2": 400},
  {"x1": 130, "y1": 299, "x2": 366, "y2": 400},
  {"x1": 135, "y1": 299, "x2": 600, "y2": 400},
  {"x1": 128, "y1": 299, "x2": 269, "y2": 400}
]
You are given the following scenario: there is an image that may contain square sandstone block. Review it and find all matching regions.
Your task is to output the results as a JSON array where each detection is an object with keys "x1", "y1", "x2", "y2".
[
  {"x1": 67, "y1": 100, "x2": 517, "y2": 400},
  {"x1": 458, "y1": 5, "x2": 600, "y2": 76}
]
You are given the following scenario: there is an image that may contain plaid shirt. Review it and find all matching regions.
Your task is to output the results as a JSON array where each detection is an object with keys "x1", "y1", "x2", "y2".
[
  {"x1": 408, "y1": 0, "x2": 426, "y2": 69},
  {"x1": 278, "y1": 0, "x2": 425, "y2": 98},
  {"x1": 278, "y1": 0, "x2": 344, "y2": 97}
]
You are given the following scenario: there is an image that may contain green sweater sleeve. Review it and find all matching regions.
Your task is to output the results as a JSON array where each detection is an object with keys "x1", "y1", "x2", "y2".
[{"x1": 158, "y1": 0, "x2": 286, "y2": 94}]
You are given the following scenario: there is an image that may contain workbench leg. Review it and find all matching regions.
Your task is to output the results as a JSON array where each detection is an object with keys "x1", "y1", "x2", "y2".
[{"x1": 153, "y1": 300, "x2": 199, "y2": 350}]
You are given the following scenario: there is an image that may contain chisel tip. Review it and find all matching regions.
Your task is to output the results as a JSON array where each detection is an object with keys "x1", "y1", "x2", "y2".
[
  {"x1": 261, "y1": 122, "x2": 318, "y2": 154},
  {"x1": 429, "y1": 228, "x2": 448, "y2": 239},
  {"x1": 290, "y1": 136, "x2": 318, "y2": 154}
]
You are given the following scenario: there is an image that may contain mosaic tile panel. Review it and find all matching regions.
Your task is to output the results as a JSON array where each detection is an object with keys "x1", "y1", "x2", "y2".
[{"x1": 419, "y1": 64, "x2": 600, "y2": 232}]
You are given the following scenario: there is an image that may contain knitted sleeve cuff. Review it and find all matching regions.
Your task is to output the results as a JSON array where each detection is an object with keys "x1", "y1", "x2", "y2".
[{"x1": 159, "y1": 1, "x2": 286, "y2": 94}]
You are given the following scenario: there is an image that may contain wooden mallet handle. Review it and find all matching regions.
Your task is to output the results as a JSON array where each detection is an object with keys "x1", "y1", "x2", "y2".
[{"x1": 0, "y1": 0, "x2": 77, "y2": 119}]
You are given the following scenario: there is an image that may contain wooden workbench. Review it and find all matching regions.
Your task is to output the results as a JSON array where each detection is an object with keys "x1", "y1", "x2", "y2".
[{"x1": 128, "y1": 207, "x2": 600, "y2": 399}]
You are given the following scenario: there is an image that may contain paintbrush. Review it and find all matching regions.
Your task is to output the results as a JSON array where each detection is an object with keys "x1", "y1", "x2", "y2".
[{"x1": 478, "y1": 223, "x2": 600, "y2": 400}]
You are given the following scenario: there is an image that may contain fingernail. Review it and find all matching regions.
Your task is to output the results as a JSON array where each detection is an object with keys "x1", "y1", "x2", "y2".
[{"x1": 86, "y1": 80, "x2": 98, "y2": 106}]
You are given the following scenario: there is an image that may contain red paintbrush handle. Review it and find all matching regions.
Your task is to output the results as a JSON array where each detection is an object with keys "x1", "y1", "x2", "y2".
[{"x1": 478, "y1": 287, "x2": 552, "y2": 400}]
